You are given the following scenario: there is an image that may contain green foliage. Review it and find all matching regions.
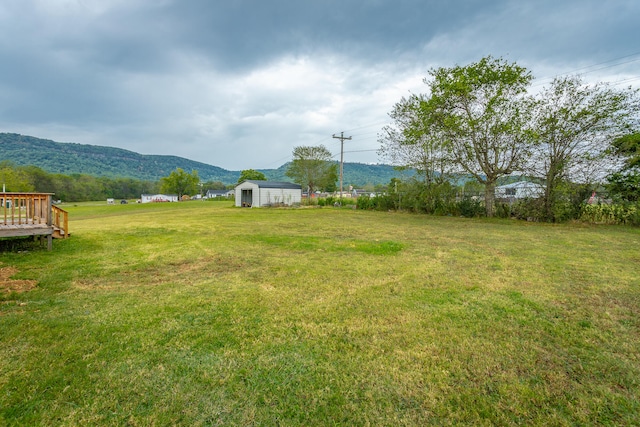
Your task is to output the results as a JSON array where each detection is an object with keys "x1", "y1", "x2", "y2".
[
  {"x1": 425, "y1": 56, "x2": 535, "y2": 216},
  {"x1": 580, "y1": 203, "x2": 640, "y2": 225},
  {"x1": 382, "y1": 57, "x2": 640, "y2": 221},
  {"x1": 285, "y1": 145, "x2": 338, "y2": 193},
  {"x1": 580, "y1": 202, "x2": 640, "y2": 225},
  {"x1": 508, "y1": 183, "x2": 592, "y2": 223},
  {"x1": 494, "y1": 203, "x2": 512, "y2": 219},
  {"x1": 237, "y1": 169, "x2": 267, "y2": 183},
  {"x1": 390, "y1": 178, "x2": 458, "y2": 215},
  {"x1": 202, "y1": 180, "x2": 228, "y2": 191},
  {"x1": 530, "y1": 77, "x2": 639, "y2": 221},
  {"x1": 462, "y1": 180, "x2": 484, "y2": 197},
  {"x1": 457, "y1": 196, "x2": 485, "y2": 218},
  {"x1": 0, "y1": 162, "x2": 157, "y2": 201},
  {"x1": 0, "y1": 161, "x2": 34, "y2": 192},
  {"x1": 356, "y1": 194, "x2": 396, "y2": 211},
  {"x1": 0, "y1": 133, "x2": 239, "y2": 182},
  {"x1": 357, "y1": 179, "x2": 486, "y2": 218},
  {"x1": 317, "y1": 196, "x2": 357, "y2": 208},
  {"x1": 549, "y1": 183, "x2": 592, "y2": 223},
  {"x1": 247, "y1": 162, "x2": 411, "y2": 187},
  {"x1": 610, "y1": 131, "x2": 640, "y2": 170},
  {"x1": 606, "y1": 133, "x2": 640, "y2": 202},
  {"x1": 378, "y1": 94, "x2": 451, "y2": 184},
  {"x1": 1, "y1": 133, "x2": 411, "y2": 188},
  {"x1": 606, "y1": 172, "x2": 640, "y2": 202},
  {"x1": 160, "y1": 168, "x2": 199, "y2": 198},
  {"x1": 510, "y1": 198, "x2": 545, "y2": 221}
]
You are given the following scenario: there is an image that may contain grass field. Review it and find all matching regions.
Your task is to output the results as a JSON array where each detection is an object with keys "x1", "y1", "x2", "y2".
[{"x1": 1, "y1": 201, "x2": 639, "y2": 426}]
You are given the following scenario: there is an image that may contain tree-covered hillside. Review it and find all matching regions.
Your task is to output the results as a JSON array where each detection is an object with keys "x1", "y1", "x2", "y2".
[
  {"x1": 0, "y1": 133, "x2": 409, "y2": 186},
  {"x1": 0, "y1": 133, "x2": 239, "y2": 182}
]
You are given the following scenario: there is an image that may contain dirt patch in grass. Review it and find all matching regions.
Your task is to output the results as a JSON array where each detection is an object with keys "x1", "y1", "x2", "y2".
[{"x1": 0, "y1": 267, "x2": 37, "y2": 293}]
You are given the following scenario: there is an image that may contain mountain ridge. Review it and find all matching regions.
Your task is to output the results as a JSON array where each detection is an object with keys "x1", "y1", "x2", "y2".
[{"x1": 0, "y1": 133, "x2": 407, "y2": 185}]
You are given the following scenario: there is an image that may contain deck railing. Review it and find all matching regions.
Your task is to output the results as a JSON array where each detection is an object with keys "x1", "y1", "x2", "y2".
[
  {"x1": 51, "y1": 204, "x2": 69, "y2": 238},
  {"x1": 0, "y1": 192, "x2": 69, "y2": 240}
]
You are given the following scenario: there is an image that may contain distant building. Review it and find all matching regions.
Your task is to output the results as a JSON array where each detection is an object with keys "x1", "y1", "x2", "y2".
[
  {"x1": 495, "y1": 182, "x2": 544, "y2": 200},
  {"x1": 140, "y1": 194, "x2": 179, "y2": 203},
  {"x1": 205, "y1": 189, "x2": 233, "y2": 199},
  {"x1": 235, "y1": 181, "x2": 302, "y2": 207}
]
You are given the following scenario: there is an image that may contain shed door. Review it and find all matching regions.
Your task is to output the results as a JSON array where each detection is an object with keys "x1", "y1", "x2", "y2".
[{"x1": 241, "y1": 189, "x2": 253, "y2": 207}]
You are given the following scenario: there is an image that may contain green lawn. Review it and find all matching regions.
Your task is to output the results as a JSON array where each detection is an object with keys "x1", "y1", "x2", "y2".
[{"x1": 1, "y1": 201, "x2": 639, "y2": 426}]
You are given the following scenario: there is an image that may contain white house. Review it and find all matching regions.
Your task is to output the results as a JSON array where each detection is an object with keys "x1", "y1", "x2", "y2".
[
  {"x1": 235, "y1": 181, "x2": 302, "y2": 207},
  {"x1": 140, "y1": 194, "x2": 179, "y2": 203},
  {"x1": 495, "y1": 181, "x2": 544, "y2": 199},
  {"x1": 205, "y1": 189, "x2": 234, "y2": 199}
]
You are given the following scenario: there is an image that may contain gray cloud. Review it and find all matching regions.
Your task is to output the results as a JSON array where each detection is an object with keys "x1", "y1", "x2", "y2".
[{"x1": 1, "y1": 0, "x2": 638, "y2": 170}]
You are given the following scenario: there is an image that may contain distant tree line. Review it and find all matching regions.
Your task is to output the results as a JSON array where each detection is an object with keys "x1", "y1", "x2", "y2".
[
  {"x1": 0, "y1": 161, "x2": 160, "y2": 201},
  {"x1": 0, "y1": 161, "x2": 238, "y2": 202}
]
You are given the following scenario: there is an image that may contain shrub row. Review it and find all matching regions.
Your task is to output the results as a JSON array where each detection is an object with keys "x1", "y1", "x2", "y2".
[
  {"x1": 580, "y1": 203, "x2": 640, "y2": 225},
  {"x1": 312, "y1": 178, "x2": 639, "y2": 226}
]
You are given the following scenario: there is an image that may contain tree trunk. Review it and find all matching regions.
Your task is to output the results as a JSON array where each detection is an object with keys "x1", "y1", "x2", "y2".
[
  {"x1": 484, "y1": 181, "x2": 496, "y2": 217},
  {"x1": 544, "y1": 166, "x2": 561, "y2": 222}
]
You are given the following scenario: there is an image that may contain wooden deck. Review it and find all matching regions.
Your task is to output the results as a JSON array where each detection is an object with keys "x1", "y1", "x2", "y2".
[{"x1": 0, "y1": 193, "x2": 69, "y2": 250}]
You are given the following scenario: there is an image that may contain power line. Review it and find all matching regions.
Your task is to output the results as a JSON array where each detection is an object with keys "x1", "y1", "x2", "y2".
[
  {"x1": 561, "y1": 51, "x2": 640, "y2": 74},
  {"x1": 344, "y1": 149, "x2": 377, "y2": 154},
  {"x1": 341, "y1": 121, "x2": 389, "y2": 133},
  {"x1": 532, "y1": 51, "x2": 640, "y2": 87}
]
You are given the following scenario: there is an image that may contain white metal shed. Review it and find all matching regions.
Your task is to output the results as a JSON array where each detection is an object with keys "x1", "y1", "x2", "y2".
[{"x1": 235, "y1": 181, "x2": 302, "y2": 207}]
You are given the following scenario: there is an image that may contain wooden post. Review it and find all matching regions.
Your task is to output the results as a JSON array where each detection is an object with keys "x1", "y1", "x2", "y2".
[{"x1": 46, "y1": 195, "x2": 53, "y2": 251}]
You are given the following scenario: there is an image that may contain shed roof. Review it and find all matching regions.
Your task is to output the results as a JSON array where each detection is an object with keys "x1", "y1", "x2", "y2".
[
  {"x1": 240, "y1": 180, "x2": 302, "y2": 189},
  {"x1": 496, "y1": 181, "x2": 543, "y2": 189}
]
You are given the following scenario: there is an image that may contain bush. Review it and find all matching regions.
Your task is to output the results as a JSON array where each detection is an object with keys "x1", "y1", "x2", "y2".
[
  {"x1": 302, "y1": 197, "x2": 318, "y2": 206},
  {"x1": 456, "y1": 196, "x2": 485, "y2": 218},
  {"x1": 397, "y1": 179, "x2": 457, "y2": 215},
  {"x1": 494, "y1": 202, "x2": 512, "y2": 219},
  {"x1": 317, "y1": 196, "x2": 359, "y2": 208},
  {"x1": 580, "y1": 202, "x2": 640, "y2": 225},
  {"x1": 511, "y1": 198, "x2": 545, "y2": 221},
  {"x1": 357, "y1": 194, "x2": 396, "y2": 211}
]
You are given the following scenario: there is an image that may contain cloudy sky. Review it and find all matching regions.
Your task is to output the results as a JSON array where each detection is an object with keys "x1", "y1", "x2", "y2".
[{"x1": 1, "y1": 0, "x2": 638, "y2": 170}]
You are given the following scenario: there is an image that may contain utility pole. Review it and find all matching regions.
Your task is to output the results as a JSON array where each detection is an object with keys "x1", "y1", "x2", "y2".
[{"x1": 332, "y1": 131, "x2": 352, "y2": 202}]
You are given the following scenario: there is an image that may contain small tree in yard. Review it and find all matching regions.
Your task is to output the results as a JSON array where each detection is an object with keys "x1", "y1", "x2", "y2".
[
  {"x1": 237, "y1": 169, "x2": 266, "y2": 183},
  {"x1": 160, "y1": 168, "x2": 199, "y2": 200},
  {"x1": 285, "y1": 145, "x2": 338, "y2": 194}
]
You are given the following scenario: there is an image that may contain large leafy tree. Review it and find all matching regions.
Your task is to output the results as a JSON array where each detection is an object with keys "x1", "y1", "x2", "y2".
[
  {"x1": 285, "y1": 145, "x2": 338, "y2": 193},
  {"x1": 378, "y1": 94, "x2": 451, "y2": 184},
  {"x1": 160, "y1": 168, "x2": 199, "y2": 199},
  {"x1": 528, "y1": 76, "x2": 639, "y2": 219},
  {"x1": 427, "y1": 56, "x2": 534, "y2": 216},
  {"x1": 237, "y1": 169, "x2": 267, "y2": 183}
]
